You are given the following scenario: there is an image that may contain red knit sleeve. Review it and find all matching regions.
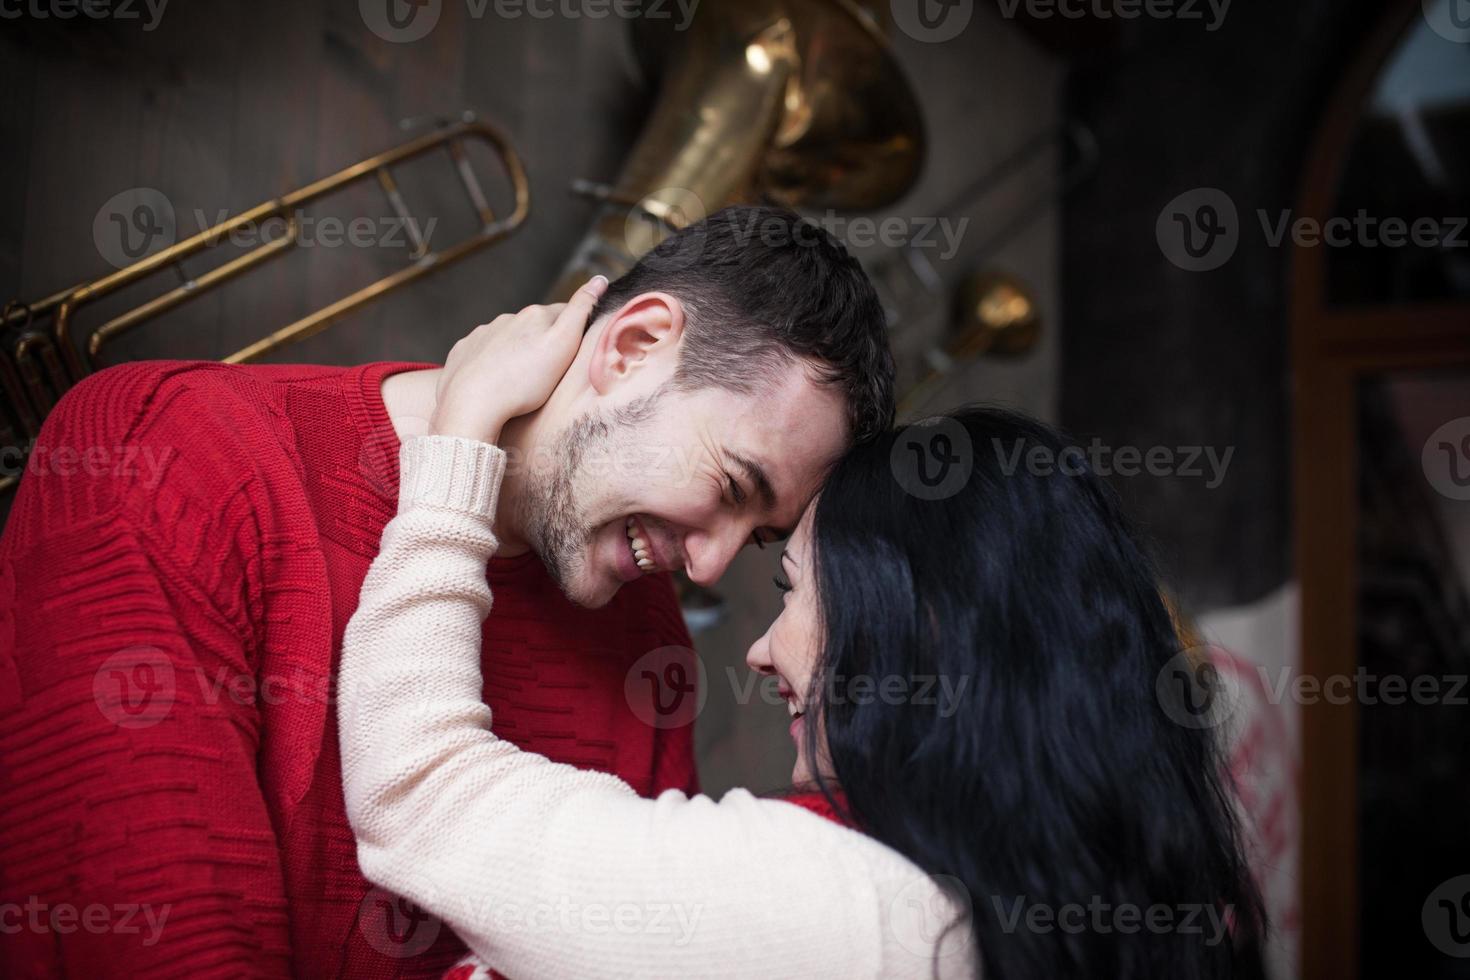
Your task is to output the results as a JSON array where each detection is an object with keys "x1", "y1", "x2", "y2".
[
  {"x1": 644, "y1": 577, "x2": 701, "y2": 798},
  {"x1": 0, "y1": 363, "x2": 291, "y2": 978}
]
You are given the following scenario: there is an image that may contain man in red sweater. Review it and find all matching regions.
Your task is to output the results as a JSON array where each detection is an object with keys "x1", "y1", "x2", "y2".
[{"x1": 0, "y1": 206, "x2": 894, "y2": 978}]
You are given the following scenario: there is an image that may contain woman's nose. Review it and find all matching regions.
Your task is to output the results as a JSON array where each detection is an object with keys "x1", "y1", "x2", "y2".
[{"x1": 745, "y1": 631, "x2": 775, "y2": 674}]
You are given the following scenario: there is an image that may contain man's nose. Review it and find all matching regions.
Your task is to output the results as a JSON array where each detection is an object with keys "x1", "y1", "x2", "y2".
[{"x1": 682, "y1": 523, "x2": 751, "y2": 586}]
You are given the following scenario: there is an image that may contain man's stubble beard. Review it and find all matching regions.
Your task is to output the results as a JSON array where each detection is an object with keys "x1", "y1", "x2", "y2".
[{"x1": 516, "y1": 391, "x2": 663, "y2": 607}]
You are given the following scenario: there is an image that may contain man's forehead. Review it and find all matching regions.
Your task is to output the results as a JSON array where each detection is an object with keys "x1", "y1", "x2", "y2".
[
  {"x1": 707, "y1": 368, "x2": 849, "y2": 521},
  {"x1": 715, "y1": 366, "x2": 849, "y2": 450}
]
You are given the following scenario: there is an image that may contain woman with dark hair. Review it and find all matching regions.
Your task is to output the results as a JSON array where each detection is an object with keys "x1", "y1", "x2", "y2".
[{"x1": 338, "y1": 305, "x2": 1264, "y2": 979}]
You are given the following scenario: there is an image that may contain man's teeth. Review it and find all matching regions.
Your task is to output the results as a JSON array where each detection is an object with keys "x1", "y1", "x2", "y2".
[{"x1": 626, "y1": 517, "x2": 655, "y2": 572}]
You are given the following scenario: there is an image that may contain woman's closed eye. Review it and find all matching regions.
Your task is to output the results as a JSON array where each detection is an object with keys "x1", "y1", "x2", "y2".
[{"x1": 772, "y1": 571, "x2": 792, "y2": 594}]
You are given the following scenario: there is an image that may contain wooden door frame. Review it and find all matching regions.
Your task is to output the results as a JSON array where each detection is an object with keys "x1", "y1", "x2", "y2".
[{"x1": 1291, "y1": 2, "x2": 1470, "y2": 977}]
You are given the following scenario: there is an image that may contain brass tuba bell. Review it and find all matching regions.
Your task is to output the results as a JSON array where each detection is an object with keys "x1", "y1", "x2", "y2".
[{"x1": 546, "y1": 0, "x2": 925, "y2": 300}]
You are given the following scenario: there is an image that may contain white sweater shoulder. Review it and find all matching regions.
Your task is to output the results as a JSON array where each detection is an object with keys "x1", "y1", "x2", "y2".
[{"x1": 338, "y1": 434, "x2": 975, "y2": 979}]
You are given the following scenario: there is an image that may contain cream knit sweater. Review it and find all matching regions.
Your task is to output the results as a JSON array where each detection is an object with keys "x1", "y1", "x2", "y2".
[{"x1": 338, "y1": 434, "x2": 975, "y2": 979}]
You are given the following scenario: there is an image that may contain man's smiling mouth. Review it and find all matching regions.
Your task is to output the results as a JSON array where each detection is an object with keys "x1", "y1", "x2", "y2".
[{"x1": 625, "y1": 516, "x2": 656, "y2": 573}]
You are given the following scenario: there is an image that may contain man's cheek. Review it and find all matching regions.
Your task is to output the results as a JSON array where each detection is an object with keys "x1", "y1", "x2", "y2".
[
  {"x1": 627, "y1": 443, "x2": 698, "y2": 490},
  {"x1": 672, "y1": 448, "x2": 706, "y2": 490}
]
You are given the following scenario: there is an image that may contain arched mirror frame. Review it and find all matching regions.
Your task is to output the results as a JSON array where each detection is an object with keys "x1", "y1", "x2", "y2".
[{"x1": 1292, "y1": 2, "x2": 1470, "y2": 977}]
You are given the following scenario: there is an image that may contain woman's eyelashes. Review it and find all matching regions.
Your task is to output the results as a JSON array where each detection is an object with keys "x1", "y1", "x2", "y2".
[{"x1": 772, "y1": 571, "x2": 792, "y2": 594}]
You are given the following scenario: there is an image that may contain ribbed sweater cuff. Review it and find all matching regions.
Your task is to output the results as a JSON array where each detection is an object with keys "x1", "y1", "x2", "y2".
[{"x1": 397, "y1": 434, "x2": 507, "y2": 517}]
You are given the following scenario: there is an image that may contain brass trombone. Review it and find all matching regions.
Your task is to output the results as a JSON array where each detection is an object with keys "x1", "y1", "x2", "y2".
[{"x1": 1, "y1": 116, "x2": 529, "y2": 494}]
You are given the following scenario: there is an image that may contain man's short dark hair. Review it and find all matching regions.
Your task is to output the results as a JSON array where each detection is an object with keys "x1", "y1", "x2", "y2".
[{"x1": 589, "y1": 204, "x2": 895, "y2": 445}]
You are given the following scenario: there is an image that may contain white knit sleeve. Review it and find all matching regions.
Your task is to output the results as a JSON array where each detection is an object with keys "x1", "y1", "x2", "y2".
[{"x1": 338, "y1": 434, "x2": 975, "y2": 979}]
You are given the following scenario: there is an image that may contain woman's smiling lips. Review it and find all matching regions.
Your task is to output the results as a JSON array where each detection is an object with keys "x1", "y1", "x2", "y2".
[{"x1": 780, "y1": 683, "x2": 806, "y2": 741}]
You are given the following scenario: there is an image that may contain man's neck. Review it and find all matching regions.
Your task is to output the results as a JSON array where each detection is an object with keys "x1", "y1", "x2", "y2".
[{"x1": 381, "y1": 367, "x2": 536, "y2": 556}]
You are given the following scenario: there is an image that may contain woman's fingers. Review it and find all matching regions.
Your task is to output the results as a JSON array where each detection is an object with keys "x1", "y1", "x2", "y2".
[
  {"x1": 429, "y1": 277, "x2": 612, "y2": 442},
  {"x1": 556, "y1": 276, "x2": 608, "y2": 335}
]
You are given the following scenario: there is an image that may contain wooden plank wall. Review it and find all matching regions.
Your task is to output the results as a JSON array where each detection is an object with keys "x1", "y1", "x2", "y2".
[{"x1": 0, "y1": 0, "x2": 648, "y2": 366}]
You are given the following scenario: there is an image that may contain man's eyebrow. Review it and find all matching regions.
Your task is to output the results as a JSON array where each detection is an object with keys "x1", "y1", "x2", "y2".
[{"x1": 728, "y1": 451, "x2": 778, "y2": 512}]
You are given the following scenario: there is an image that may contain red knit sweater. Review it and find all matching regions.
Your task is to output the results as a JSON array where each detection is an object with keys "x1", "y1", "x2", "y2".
[{"x1": 0, "y1": 360, "x2": 699, "y2": 979}]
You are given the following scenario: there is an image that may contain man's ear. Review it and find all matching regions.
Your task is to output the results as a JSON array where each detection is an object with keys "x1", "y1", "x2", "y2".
[{"x1": 587, "y1": 292, "x2": 685, "y2": 395}]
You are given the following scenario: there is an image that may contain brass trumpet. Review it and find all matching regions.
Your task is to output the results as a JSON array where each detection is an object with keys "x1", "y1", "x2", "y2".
[{"x1": 1, "y1": 116, "x2": 529, "y2": 494}]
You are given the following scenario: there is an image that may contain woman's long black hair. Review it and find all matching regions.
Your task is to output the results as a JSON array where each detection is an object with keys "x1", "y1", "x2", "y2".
[{"x1": 803, "y1": 406, "x2": 1264, "y2": 979}]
